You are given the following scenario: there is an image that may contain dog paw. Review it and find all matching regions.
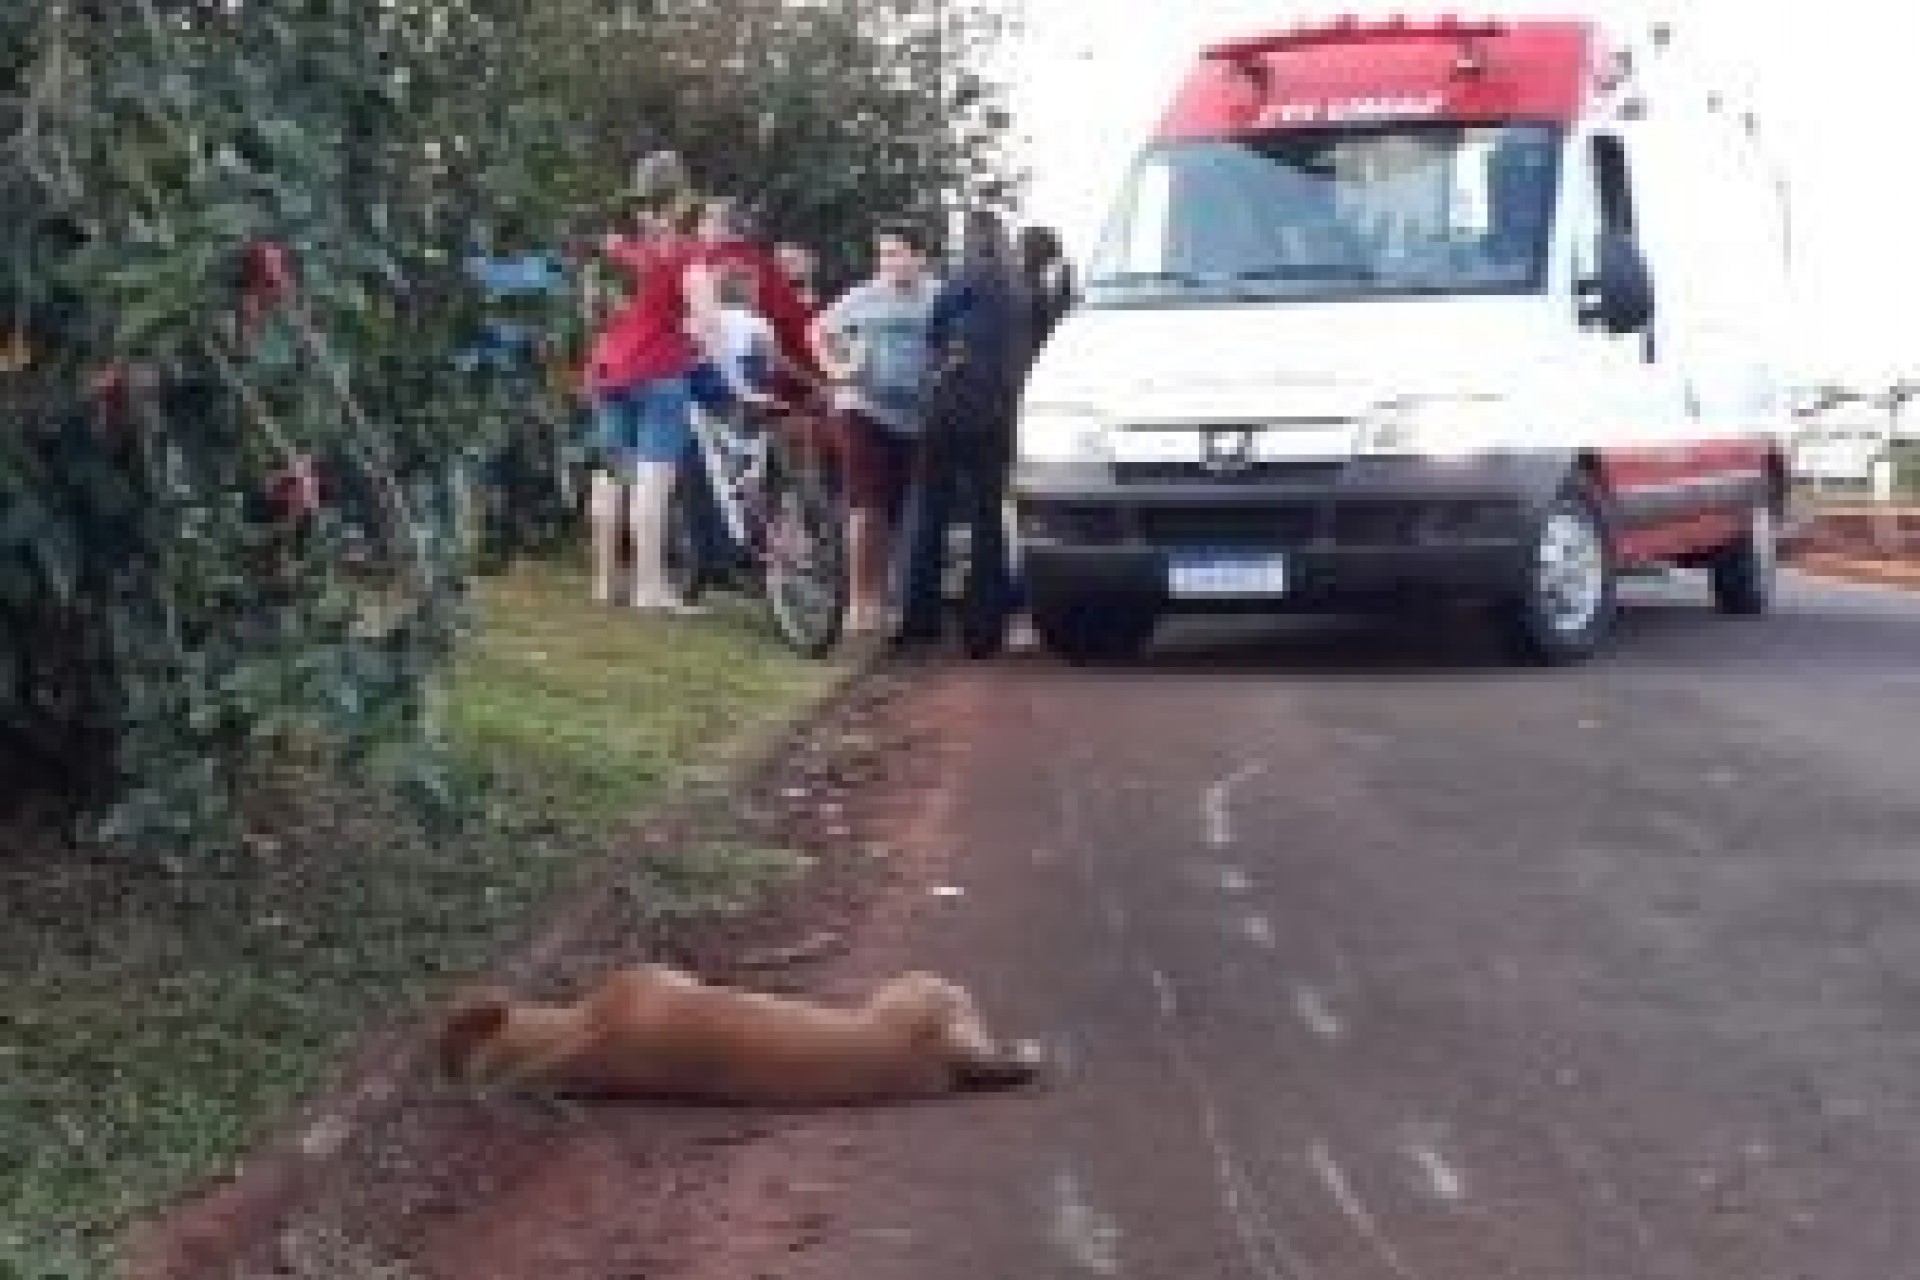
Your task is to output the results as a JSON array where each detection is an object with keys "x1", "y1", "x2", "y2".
[
  {"x1": 1010, "y1": 1038, "x2": 1048, "y2": 1069},
  {"x1": 955, "y1": 1039, "x2": 1050, "y2": 1093}
]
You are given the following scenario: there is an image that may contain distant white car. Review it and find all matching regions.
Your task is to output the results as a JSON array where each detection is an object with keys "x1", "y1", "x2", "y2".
[{"x1": 1792, "y1": 428, "x2": 1891, "y2": 483}]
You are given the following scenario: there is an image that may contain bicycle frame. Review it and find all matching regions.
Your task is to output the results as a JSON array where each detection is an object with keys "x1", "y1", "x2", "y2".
[
  {"x1": 686, "y1": 403, "x2": 763, "y2": 566},
  {"x1": 681, "y1": 398, "x2": 837, "y2": 581}
]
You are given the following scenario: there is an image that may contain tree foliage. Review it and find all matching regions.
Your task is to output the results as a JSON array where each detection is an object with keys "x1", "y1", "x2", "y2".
[
  {"x1": 495, "y1": 0, "x2": 1018, "y2": 278},
  {"x1": 0, "y1": 0, "x2": 1010, "y2": 844}
]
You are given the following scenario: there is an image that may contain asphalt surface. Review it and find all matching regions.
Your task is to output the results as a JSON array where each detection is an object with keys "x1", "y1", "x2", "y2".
[{"x1": 784, "y1": 573, "x2": 1920, "y2": 1280}]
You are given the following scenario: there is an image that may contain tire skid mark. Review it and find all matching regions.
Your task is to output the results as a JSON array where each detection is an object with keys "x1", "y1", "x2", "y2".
[
  {"x1": 1236, "y1": 912, "x2": 1280, "y2": 950},
  {"x1": 1543, "y1": 1118, "x2": 1683, "y2": 1279},
  {"x1": 1214, "y1": 864, "x2": 1257, "y2": 894},
  {"x1": 1400, "y1": 1133, "x2": 1467, "y2": 1206},
  {"x1": 1307, "y1": 1140, "x2": 1424, "y2": 1280},
  {"x1": 1047, "y1": 1168, "x2": 1124, "y2": 1275},
  {"x1": 1290, "y1": 984, "x2": 1344, "y2": 1043},
  {"x1": 1058, "y1": 760, "x2": 1316, "y2": 1280},
  {"x1": 1204, "y1": 762, "x2": 1269, "y2": 849}
]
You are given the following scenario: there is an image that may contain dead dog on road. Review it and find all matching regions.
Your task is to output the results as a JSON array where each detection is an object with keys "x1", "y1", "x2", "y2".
[{"x1": 437, "y1": 964, "x2": 1044, "y2": 1106}]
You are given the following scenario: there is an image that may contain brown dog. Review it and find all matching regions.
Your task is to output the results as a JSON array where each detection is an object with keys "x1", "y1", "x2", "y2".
[{"x1": 437, "y1": 964, "x2": 1043, "y2": 1106}]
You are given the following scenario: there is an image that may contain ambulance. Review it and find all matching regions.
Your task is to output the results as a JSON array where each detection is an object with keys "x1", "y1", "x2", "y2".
[{"x1": 1014, "y1": 16, "x2": 1795, "y2": 663}]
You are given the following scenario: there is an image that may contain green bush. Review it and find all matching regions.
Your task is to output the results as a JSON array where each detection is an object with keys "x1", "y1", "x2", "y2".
[
  {"x1": 3, "y1": 6, "x2": 494, "y2": 838},
  {"x1": 1894, "y1": 440, "x2": 1920, "y2": 500},
  {"x1": 1, "y1": 1, "x2": 1008, "y2": 846}
]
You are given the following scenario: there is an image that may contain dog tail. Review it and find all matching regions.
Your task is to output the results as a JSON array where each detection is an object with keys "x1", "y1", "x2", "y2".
[
  {"x1": 437, "y1": 986, "x2": 513, "y2": 1081},
  {"x1": 954, "y1": 1040, "x2": 1046, "y2": 1093}
]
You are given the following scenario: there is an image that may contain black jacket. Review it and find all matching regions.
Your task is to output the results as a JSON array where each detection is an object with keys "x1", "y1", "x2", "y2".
[{"x1": 925, "y1": 258, "x2": 1032, "y2": 433}]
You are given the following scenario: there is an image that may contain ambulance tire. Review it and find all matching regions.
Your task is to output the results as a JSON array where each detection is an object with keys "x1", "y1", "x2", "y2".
[
  {"x1": 1032, "y1": 598, "x2": 1157, "y2": 666},
  {"x1": 1501, "y1": 483, "x2": 1618, "y2": 666},
  {"x1": 1708, "y1": 502, "x2": 1778, "y2": 616}
]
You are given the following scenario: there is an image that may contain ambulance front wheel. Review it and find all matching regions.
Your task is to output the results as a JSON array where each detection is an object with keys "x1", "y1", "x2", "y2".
[{"x1": 1501, "y1": 484, "x2": 1618, "y2": 666}]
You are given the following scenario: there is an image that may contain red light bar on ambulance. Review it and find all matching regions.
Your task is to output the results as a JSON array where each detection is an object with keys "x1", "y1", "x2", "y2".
[
  {"x1": 1203, "y1": 16, "x2": 1509, "y2": 63},
  {"x1": 1156, "y1": 17, "x2": 1589, "y2": 141}
]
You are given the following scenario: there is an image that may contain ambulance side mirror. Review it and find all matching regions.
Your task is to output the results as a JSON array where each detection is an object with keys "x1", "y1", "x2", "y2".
[{"x1": 1577, "y1": 233, "x2": 1654, "y2": 336}]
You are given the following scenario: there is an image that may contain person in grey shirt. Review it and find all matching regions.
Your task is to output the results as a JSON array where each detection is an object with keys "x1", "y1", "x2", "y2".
[{"x1": 810, "y1": 223, "x2": 942, "y2": 634}]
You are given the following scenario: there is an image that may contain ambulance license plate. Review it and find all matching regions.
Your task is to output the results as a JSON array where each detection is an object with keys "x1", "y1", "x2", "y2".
[{"x1": 1167, "y1": 551, "x2": 1289, "y2": 598}]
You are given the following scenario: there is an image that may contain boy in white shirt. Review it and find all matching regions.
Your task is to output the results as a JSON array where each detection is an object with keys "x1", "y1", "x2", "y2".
[
  {"x1": 710, "y1": 270, "x2": 775, "y2": 404},
  {"x1": 696, "y1": 268, "x2": 780, "y2": 408}
]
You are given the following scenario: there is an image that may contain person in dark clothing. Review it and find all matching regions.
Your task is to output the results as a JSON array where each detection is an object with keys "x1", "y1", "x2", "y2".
[
  {"x1": 1017, "y1": 224, "x2": 1077, "y2": 360},
  {"x1": 896, "y1": 210, "x2": 1032, "y2": 658},
  {"x1": 1005, "y1": 224, "x2": 1078, "y2": 629}
]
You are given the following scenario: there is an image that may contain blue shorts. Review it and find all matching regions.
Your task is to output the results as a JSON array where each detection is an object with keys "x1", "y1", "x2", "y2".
[
  {"x1": 687, "y1": 363, "x2": 734, "y2": 412},
  {"x1": 593, "y1": 377, "x2": 693, "y2": 472}
]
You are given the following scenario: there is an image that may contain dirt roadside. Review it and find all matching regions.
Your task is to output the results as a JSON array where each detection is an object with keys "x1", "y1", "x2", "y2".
[
  {"x1": 121, "y1": 668, "x2": 978, "y2": 1280},
  {"x1": 1791, "y1": 551, "x2": 1920, "y2": 591},
  {"x1": 1788, "y1": 505, "x2": 1920, "y2": 592}
]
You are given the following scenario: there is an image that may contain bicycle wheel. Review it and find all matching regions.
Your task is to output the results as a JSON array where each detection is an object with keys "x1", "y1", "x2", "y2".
[{"x1": 762, "y1": 454, "x2": 848, "y2": 658}]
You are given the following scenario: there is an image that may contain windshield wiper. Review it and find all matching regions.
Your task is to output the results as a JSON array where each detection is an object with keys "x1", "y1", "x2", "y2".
[
  {"x1": 1089, "y1": 265, "x2": 1380, "y2": 296},
  {"x1": 1087, "y1": 269, "x2": 1217, "y2": 288},
  {"x1": 1223, "y1": 263, "x2": 1381, "y2": 283}
]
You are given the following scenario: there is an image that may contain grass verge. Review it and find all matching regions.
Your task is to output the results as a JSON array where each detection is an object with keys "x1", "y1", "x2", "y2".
[{"x1": 0, "y1": 563, "x2": 842, "y2": 1276}]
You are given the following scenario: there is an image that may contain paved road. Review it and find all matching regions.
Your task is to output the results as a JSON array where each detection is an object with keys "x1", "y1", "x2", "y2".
[{"x1": 787, "y1": 575, "x2": 1920, "y2": 1280}]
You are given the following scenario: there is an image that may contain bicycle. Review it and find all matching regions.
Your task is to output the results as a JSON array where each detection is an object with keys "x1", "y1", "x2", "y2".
[{"x1": 665, "y1": 395, "x2": 849, "y2": 658}]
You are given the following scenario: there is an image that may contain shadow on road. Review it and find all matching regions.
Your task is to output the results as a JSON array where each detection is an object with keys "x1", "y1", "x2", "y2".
[
  {"x1": 1002, "y1": 576, "x2": 1918, "y2": 680},
  {"x1": 1609, "y1": 585, "x2": 1920, "y2": 675},
  {"x1": 999, "y1": 608, "x2": 1521, "y2": 681}
]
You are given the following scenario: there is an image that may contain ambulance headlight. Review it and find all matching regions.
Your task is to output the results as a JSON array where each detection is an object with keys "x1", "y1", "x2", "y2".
[
  {"x1": 1360, "y1": 396, "x2": 1510, "y2": 460},
  {"x1": 1019, "y1": 403, "x2": 1112, "y2": 464}
]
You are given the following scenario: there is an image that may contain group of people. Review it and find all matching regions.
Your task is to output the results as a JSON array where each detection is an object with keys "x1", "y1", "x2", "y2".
[{"x1": 579, "y1": 165, "x2": 1075, "y2": 657}]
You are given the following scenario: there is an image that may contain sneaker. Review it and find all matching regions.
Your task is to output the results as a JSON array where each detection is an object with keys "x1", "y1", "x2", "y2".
[
  {"x1": 888, "y1": 628, "x2": 945, "y2": 658},
  {"x1": 845, "y1": 604, "x2": 886, "y2": 635},
  {"x1": 961, "y1": 626, "x2": 1006, "y2": 661},
  {"x1": 630, "y1": 592, "x2": 706, "y2": 616}
]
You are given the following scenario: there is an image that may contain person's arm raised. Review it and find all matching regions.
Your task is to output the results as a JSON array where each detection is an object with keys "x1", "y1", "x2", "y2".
[
  {"x1": 808, "y1": 294, "x2": 862, "y2": 385},
  {"x1": 682, "y1": 258, "x2": 727, "y2": 368}
]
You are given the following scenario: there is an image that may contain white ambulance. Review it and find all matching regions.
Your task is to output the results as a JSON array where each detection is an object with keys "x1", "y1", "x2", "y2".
[{"x1": 1015, "y1": 16, "x2": 1795, "y2": 663}]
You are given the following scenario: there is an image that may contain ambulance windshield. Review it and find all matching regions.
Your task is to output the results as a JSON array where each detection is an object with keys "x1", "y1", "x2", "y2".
[{"x1": 1087, "y1": 123, "x2": 1561, "y2": 305}]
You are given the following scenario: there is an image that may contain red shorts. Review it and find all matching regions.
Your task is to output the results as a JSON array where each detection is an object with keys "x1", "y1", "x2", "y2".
[{"x1": 828, "y1": 411, "x2": 914, "y2": 515}]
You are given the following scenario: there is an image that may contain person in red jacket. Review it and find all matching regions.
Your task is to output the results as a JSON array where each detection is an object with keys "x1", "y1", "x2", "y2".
[{"x1": 584, "y1": 198, "x2": 727, "y2": 611}]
